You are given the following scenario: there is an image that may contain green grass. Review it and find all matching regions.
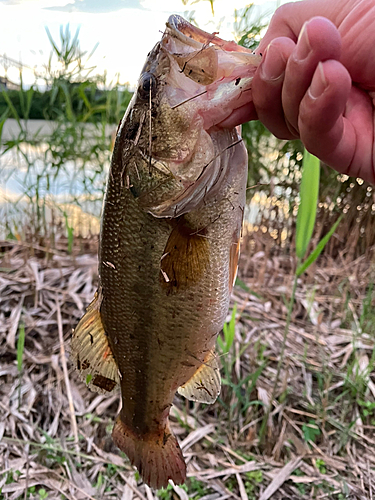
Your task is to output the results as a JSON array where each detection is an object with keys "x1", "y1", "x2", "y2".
[
  {"x1": 16, "y1": 322, "x2": 25, "y2": 373},
  {"x1": 62, "y1": 210, "x2": 74, "y2": 253}
]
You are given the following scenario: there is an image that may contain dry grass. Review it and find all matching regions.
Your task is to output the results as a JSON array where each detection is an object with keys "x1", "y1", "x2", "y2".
[{"x1": 1, "y1": 234, "x2": 375, "y2": 500}]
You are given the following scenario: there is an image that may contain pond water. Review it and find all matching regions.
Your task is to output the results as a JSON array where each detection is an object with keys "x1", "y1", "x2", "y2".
[
  {"x1": 0, "y1": 119, "x2": 290, "y2": 241},
  {"x1": 0, "y1": 119, "x2": 116, "y2": 238}
]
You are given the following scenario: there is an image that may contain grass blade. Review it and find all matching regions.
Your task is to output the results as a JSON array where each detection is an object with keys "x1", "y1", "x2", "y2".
[
  {"x1": 63, "y1": 211, "x2": 74, "y2": 254},
  {"x1": 295, "y1": 151, "x2": 320, "y2": 259},
  {"x1": 222, "y1": 304, "x2": 237, "y2": 354},
  {"x1": 296, "y1": 215, "x2": 343, "y2": 276},
  {"x1": 17, "y1": 322, "x2": 25, "y2": 373},
  {"x1": 2, "y1": 89, "x2": 21, "y2": 124},
  {"x1": 0, "y1": 109, "x2": 9, "y2": 145}
]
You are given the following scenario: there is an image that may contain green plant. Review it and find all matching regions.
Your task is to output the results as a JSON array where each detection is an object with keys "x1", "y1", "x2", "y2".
[
  {"x1": 94, "y1": 472, "x2": 103, "y2": 489},
  {"x1": 157, "y1": 482, "x2": 173, "y2": 498},
  {"x1": 221, "y1": 304, "x2": 237, "y2": 353},
  {"x1": 217, "y1": 303, "x2": 268, "y2": 425},
  {"x1": 235, "y1": 4, "x2": 266, "y2": 51},
  {"x1": 296, "y1": 151, "x2": 342, "y2": 272},
  {"x1": 0, "y1": 109, "x2": 9, "y2": 143},
  {"x1": 62, "y1": 210, "x2": 74, "y2": 253},
  {"x1": 185, "y1": 477, "x2": 210, "y2": 498},
  {"x1": 315, "y1": 458, "x2": 327, "y2": 474},
  {"x1": 16, "y1": 321, "x2": 25, "y2": 407},
  {"x1": 244, "y1": 470, "x2": 263, "y2": 498},
  {"x1": 358, "y1": 400, "x2": 375, "y2": 421},
  {"x1": 0, "y1": 24, "x2": 132, "y2": 241},
  {"x1": 16, "y1": 322, "x2": 25, "y2": 373},
  {"x1": 259, "y1": 151, "x2": 342, "y2": 443},
  {"x1": 295, "y1": 151, "x2": 320, "y2": 260},
  {"x1": 38, "y1": 488, "x2": 48, "y2": 500},
  {"x1": 302, "y1": 420, "x2": 321, "y2": 445}
]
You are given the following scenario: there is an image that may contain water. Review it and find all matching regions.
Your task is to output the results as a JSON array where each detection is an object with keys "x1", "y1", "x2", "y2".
[
  {"x1": 0, "y1": 119, "x2": 116, "y2": 238},
  {"x1": 0, "y1": 118, "x2": 290, "y2": 242}
]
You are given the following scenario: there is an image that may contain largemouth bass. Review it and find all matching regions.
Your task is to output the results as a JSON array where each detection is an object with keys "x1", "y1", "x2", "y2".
[{"x1": 72, "y1": 15, "x2": 260, "y2": 489}]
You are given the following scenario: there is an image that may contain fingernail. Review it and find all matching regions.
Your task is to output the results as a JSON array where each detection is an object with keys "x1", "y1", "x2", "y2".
[
  {"x1": 309, "y1": 62, "x2": 328, "y2": 98},
  {"x1": 260, "y1": 42, "x2": 285, "y2": 81},
  {"x1": 295, "y1": 22, "x2": 312, "y2": 60}
]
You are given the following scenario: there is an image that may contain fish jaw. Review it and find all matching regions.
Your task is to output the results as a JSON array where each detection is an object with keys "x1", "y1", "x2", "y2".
[
  {"x1": 162, "y1": 15, "x2": 261, "y2": 130},
  {"x1": 120, "y1": 16, "x2": 260, "y2": 218}
]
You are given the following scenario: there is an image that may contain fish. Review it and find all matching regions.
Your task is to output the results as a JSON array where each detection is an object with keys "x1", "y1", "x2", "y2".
[{"x1": 71, "y1": 15, "x2": 260, "y2": 490}]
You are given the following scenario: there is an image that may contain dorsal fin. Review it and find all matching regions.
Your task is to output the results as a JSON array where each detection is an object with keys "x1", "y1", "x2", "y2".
[
  {"x1": 71, "y1": 291, "x2": 119, "y2": 394},
  {"x1": 178, "y1": 350, "x2": 221, "y2": 403}
]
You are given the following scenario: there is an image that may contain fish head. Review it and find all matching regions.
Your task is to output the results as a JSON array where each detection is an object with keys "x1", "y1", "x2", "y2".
[{"x1": 117, "y1": 15, "x2": 261, "y2": 217}]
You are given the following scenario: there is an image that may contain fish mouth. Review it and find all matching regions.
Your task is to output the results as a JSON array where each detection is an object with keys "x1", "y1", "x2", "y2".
[
  {"x1": 137, "y1": 15, "x2": 261, "y2": 218},
  {"x1": 166, "y1": 14, "x2": 251, "y2": 54},
  {"x1": 162, "y1": 14, "x2": 261, "y2": 96}
]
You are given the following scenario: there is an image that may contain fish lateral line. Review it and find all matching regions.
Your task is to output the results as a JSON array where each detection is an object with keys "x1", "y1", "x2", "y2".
[{"x1": 146, "y1": 73, "x2": 157, "y2": 176}]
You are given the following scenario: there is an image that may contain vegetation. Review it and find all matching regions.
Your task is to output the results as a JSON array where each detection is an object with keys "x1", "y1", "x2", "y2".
[
  {"x1": 0, "y1": 84, "x2": 132, "y2": 124},
  {"x1": 0, "y1": 26, "x2": 133, "y2": 241},
  {"x1": 2, "y1": 225, "x2": 375, "y2": 499},
  {"x1": 1, "y1": 5, "x2": 375, "y2": 500}
]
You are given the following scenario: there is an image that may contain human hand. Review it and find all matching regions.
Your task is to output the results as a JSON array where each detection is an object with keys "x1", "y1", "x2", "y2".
[{"x1": 223, "y1": 0, "x2": 375, "y2": 184}]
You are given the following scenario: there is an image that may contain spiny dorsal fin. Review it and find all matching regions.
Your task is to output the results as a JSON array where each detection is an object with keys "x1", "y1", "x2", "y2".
[
  {"x1": 71, "y1": 291, "x2": 119, "y2": 394},
  {"x1": 178, "y1": 350, "x2": 221, "y2": 404}
]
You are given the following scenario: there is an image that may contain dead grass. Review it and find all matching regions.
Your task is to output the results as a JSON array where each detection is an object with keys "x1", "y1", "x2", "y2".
[{"x1": 1, "y1": 234, "x2": 375, "y2": 500}]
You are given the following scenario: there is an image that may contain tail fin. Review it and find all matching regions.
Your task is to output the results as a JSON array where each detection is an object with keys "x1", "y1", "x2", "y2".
[{"x1": 112, "y1": 417, "x2": 186, "y2": 490}]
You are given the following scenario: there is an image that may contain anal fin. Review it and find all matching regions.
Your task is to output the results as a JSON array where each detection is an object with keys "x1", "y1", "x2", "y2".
[
  {"x1": 71, "y1": 291, "x2": 119, "y2": 394},
  {"x1": 178, "y1": 350, "x2": 221, "y2": 404}
]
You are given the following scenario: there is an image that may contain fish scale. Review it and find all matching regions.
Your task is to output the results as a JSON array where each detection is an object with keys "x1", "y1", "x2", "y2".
[{"x1": 71, "y1": 14, "x2": 260, "y2": 489}]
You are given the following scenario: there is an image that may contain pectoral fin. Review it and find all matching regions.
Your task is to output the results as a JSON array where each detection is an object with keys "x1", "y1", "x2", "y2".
[
  {"x1": 71, "y1": 291, "x2": 119, "y2": 394},
  {"x1": 178, "y1": 350, "x2": 221, "y2": 404},
  {"x1": 160, "y1": 217, "x2": 210, "y2": 293}
]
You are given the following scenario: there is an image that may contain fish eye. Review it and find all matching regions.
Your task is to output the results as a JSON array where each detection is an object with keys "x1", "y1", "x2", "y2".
[{"x1": 138, "y1": 73, "x2": 157, "y2": 100}]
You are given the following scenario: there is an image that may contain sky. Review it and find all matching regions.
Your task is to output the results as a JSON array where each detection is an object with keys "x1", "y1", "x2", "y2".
[{"x1": 0, "y1": 0, "x2": 291, "y2": 88}]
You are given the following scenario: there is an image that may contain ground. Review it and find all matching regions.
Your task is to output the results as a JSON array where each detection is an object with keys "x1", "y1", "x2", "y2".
[{"x1": 1, "y1": 233, "x2": 375, "y2": 500}]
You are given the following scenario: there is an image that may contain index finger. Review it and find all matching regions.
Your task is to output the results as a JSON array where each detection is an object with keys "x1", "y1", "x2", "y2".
[{"x1": 257, "y1": 0, "x2": 342, "y2": 54}]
